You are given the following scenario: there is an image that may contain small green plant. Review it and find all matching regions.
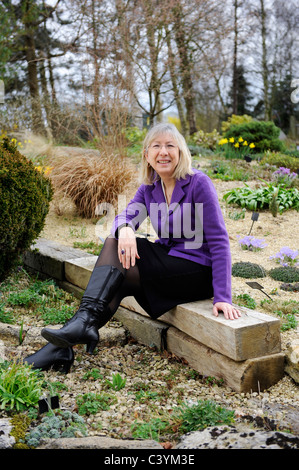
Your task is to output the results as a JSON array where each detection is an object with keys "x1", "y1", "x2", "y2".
[
  {"x1": 82, "y1": 368, "x2": 103, "y2": 381},
  {"x1": 131, "y1": 418, "x2": 167, "y2": 441},
  {"x1": 25, "y1": 410, "x2": 88, "y2": 448},
  {"x1": 269, "y1": 266, "x2": 299, "y2": 283},
  {"x1": 173, "y1": 400, "x2": 235, "y2": 433},
  {"x1": 0, "y1": 360, "x2": 45, "y2": 412},
  {"x1": 261, "y1": 299, "x2": 298, "y2": 331},
  {"x1": 232, "y1": 262, "x2": 266, "y2": 278},
  {"x1": 105, "y1": 372, "x2": 127, "y2": 391},
  {"x1": 135, "y1": 390, "x2": 159, "y2": 403},
  {"x1": 36, "y1": 304, "x2": 76, "y2": 325},
  {"x1": 76, "y1": 392, "x2": 117, "y2": 415},
  {"x1": 73, "y1": 241, "x2": 103, "y2": 255},
  {"x1": 0, "y1": 302, "x2": 14, "y2": 324},
  {"x1": 235, "y1": 293, "x2": 256, "y2": 309},
  {"x1": 228, "y1": 208, "x2": 246, "y2": 220}
]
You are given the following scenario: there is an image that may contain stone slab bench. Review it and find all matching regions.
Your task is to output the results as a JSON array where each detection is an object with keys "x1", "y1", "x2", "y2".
[{"x1": 23, "y1": 238, "x2": 285, "y2": 392}]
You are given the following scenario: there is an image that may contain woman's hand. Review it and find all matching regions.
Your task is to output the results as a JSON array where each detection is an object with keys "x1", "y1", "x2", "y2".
[
  {"x1": 213, "y1": 302, "x2": 241, "y2": 320},
  {"x1": 118, "y1": 226, "x2": 140, "y2": 269}
]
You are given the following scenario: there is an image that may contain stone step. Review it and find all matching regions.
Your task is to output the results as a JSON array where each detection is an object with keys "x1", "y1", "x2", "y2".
[{"x1": 23, "y1": 238, "x2": 95, "y2": 281}]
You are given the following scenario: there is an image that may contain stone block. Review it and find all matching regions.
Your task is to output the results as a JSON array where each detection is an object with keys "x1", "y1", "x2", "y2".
[
  {"x1": 23, "y1": 238, "x2": 94, "y2": 281},
  {"x1": 64, "y1": 256, "x2": 97, "y2": 289}
]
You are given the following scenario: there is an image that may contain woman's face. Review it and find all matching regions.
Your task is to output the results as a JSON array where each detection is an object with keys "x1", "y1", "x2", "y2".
[{"x1": 145, "y1": 133, "x2": 180, "y2": 180}]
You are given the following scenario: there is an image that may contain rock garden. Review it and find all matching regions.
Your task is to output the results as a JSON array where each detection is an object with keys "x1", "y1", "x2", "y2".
[{"x1": 0, "y1": 118, "x2": 299, "y2": 450}]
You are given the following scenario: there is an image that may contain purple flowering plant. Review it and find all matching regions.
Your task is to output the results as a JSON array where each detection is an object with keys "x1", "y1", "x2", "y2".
[
  {"x1": 270, "y1": 246, "x2": 299, "y2": 267},
  {"x1": 271, "y1": 167, "x2": 297, "y2": 187},
  {"x1": 237, "y1": 235, "x2": 267, "y2": 251}
]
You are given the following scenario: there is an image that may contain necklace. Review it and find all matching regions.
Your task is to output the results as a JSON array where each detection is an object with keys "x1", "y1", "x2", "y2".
[{"x1": 161, "y1": 181, "x2": 174, "y2": 205}]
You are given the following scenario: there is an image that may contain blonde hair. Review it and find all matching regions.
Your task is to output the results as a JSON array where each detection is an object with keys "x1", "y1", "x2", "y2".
[{"x1": 140, "y1": 123, "x2": 193, "y2": 185}]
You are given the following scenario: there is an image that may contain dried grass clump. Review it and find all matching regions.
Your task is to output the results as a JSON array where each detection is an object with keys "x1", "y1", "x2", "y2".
[{"x1": 49, "y1": 154, "x2": 136, "y2": 218}]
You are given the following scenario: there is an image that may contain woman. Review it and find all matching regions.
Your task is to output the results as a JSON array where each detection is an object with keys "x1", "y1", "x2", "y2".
[{"x1": 26, "y1": 123, "x2": 241, "y2": 372}]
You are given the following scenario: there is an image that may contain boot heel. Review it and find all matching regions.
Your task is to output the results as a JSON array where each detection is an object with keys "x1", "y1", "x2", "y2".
[{"x1": 86, "y1": 340, "x2": 98, "y2": 354}]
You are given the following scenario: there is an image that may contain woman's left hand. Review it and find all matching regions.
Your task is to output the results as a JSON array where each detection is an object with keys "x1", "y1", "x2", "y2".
[{"x1": 213, "y1": 302, "x2": 241, "y2": 320}]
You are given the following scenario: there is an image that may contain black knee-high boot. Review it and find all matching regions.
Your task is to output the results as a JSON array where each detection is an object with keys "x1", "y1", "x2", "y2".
[
  {"x1": 24, "y1": 343, "x2": 74, "y2": 373},
  {"x1": 41, "y1": 265, "x2": 124, "y2": 353}
]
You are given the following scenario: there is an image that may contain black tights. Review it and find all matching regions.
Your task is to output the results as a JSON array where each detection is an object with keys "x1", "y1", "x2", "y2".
[{"x1": 94, "y1": 236, "x2": 142, "y2": 316}]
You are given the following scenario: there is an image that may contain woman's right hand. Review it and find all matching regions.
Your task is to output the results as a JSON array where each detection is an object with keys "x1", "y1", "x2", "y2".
[{"x1": 118, "y1": 226, "x2": 140, "y2": 269}]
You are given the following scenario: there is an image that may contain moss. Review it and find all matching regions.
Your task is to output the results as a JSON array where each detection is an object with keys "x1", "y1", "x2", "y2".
[
  {"x1": 10, "y1": 414, "x2": 31, "y2": 449},
  {"x1": 269, "y1": 266, "x2": 299, "y2": 283},
  {"x1": 232, "y1": 262, "x2": 266, "y2": 278}
]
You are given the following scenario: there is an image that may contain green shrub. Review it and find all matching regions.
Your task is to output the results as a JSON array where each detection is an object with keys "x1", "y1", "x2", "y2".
[
  {"x1": 0, "y1": 138, "x2": 53, "y2": 281},
  {"x1": 260, "y1": 151, "x2": 299, "y2": 172},
  {"x1": 221, "y1": 114, "x2": 253, "y2": 133},
  {"x1": 189, "y1": 129, "x2": 221, "y2": 150},
  {"x1": 224, "y1": 121, "x2": 284, "y2": 153},
  {"x1": 269, "y1": 266, "x2": 299, "y2": 283},
  {"x1": 232, "y1": 262, "x2": 266, "y2": 278}
]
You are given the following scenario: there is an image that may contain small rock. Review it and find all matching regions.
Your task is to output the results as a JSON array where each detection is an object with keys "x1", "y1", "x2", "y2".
[
  {"x1": 285, "y1": 339, "x2": 299, "y2": 384},
  {"x1": 37, "y1": 436, "x2": 163, "y2": 449},
  {"x1": 174, "y1": 424, "x2": 299, "y2": 449},
  {"x1": 0, "y1": 419, "x2": 16, "y2": 449}
]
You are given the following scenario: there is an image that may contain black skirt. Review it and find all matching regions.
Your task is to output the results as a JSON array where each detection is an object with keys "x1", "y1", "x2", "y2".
[{"x1": 134, "y1": 237, "x2": 213, "y2": 319}]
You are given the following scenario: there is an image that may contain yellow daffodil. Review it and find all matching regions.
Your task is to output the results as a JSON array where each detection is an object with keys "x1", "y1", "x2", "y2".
[
  {"x1": 11, "y1": 138, "x2": 17, "y2": 144},
  {"x1": 234, "y1": 142, "x2": 239, "y2": 148},
  {"x1": 243, "y1": 141, "x2": 248, "y2": 146},
  {"x1": 229, "y1": 137, "x2": 234, "y2": 143},
  {"x1": 238, "y1": 137, "x2": 244, "y2": 142},
  {"x1": 249, "y1": 143, "x2": 255, "y2": 148}
]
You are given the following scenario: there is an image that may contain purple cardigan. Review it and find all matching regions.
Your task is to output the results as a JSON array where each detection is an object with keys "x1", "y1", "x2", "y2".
[{"x1": 112, "y1": 169, "x2": 232, "y2": 304}]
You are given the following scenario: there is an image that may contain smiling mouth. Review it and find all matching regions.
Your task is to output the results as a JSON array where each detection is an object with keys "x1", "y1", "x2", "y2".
[{"x1": 157, "y1": 160, "x2": 171, "y2": 164}]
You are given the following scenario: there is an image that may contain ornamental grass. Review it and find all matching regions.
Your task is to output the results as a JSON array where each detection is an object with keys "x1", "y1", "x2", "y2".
[{"x1": 48, "y1": 154, "x2": 136, "y2": 218}]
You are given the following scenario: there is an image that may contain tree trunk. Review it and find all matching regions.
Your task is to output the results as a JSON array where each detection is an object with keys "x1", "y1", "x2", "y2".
[
  {"x1": 260, "y1": 0, "x2": 270, "y2": 121},
  {"x1": 172, "y1": 4, "x2": 197, "y2": 135},
  {"x1": 165, "y1": 25, "x2": 188, "y2": 136},
  {"x1": 24, "y1": 31, "x2": 45, "y2": 134},
  {"x1": 232, "y1": 0, "x2": 238, "y2": 115}
]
